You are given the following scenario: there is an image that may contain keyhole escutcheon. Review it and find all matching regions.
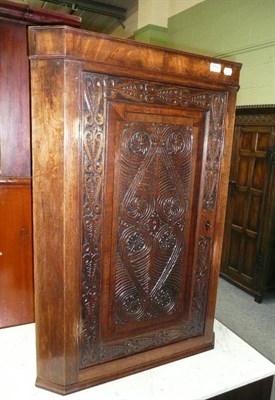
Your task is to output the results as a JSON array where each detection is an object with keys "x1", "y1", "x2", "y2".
[{"x1": 205, "y1": 220, "x2": 212, "y2": 231}]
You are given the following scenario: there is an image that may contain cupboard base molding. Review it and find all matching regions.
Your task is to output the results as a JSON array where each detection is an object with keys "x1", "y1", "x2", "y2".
[{"x1": 36, "y1": 335, "x2": 214, "y2": 395}]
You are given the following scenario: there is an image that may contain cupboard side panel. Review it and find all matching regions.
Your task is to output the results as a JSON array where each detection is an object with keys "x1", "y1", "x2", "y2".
[
  {"x1": 63, "y1": 60, "x2": 82, "y2": 384},
  {"x1": 31, "y1": 59, "x2": 67, "y2": 386}
]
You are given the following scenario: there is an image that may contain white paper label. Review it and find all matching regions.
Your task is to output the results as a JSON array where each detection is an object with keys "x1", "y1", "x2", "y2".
[
  {"x1": 224, "y1": 67, "x2": 233, "y2": 76},
  {"x1": 210, "y1": 62, "x2": 221, "y2": 73}
]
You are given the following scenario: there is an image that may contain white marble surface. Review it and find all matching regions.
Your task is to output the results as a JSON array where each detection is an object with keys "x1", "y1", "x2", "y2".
[{"x1": 0, "y1": 320, "x2": 274, "y2": 400}]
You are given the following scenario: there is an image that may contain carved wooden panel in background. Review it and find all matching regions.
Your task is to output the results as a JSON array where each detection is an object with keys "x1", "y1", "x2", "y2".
[
  {"x1": 236, "y1": 113, "x2": 275, "y2": 126},
  {"x1": 80, "y1": 73, "x2": 227, "y2": 367}
]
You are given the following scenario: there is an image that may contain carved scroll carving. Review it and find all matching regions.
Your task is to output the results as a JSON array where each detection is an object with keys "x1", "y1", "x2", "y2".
[
  {"x1": 114, "y1": 122, "x2": 192, "y2": 324},
  {"x1": 81, "y1": 75, "x2": 105, "y2": 365},
  {"x1": 107, "y1": 81, "x2": 227, "y2": 211},
  {"x1": 190, "y1": 237, "x2": 212, "y2": 334},
  {"x1": 80, "y1": 73, "x2": 227, "y2": 367}
]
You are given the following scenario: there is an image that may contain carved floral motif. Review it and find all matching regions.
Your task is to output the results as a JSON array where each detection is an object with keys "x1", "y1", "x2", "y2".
[{"x1": 191, "y1": 237, "x2": 212, "y2": 333}]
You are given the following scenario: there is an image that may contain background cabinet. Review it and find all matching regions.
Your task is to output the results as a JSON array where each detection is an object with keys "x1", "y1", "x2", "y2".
[
  {"x1": 0, "y1": 0, "x2": 80, "y2": 328},
  {"x1": 0, "y1": 182, "x2": 33, "y2": 326},
  {"x1": 29, "y1": 25, "x2": 241, "y2": 393},
  {"x1": 220, "y1": 106, "x2": 275, "y2": 302}
]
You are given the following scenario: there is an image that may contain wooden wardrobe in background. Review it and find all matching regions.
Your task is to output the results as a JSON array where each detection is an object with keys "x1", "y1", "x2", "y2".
[
  {"x1": 0, "y1": 0, "x2": 80, "y2": 328},
  {"x1": 220, "y1": 106, "x2": 275, "y2": 302}
]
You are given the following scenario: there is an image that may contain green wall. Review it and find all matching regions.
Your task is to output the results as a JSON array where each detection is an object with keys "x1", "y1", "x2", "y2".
[
  {"x1": 167, "y1": 0, "x2": 275, "y2": 105},
  {"x1": 134, "y1": 24, "x2": 168, "y2": 46}
]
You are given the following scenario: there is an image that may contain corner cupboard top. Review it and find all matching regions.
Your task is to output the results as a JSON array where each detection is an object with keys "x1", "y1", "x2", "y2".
[{"x1": 28, "y1": 25, "x2": 242, "y2": 91}]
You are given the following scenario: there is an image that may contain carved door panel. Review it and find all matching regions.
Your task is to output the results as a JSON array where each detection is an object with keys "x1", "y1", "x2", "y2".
[
  {"x1": 80, "y1": 73, "x2": 227, "y2": 367},
  {"x1": 221, "y1": 124, "x2": 273, "y2": 292}
]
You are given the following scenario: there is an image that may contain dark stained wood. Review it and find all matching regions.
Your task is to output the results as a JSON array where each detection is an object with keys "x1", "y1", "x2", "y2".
[
  {"x1": 29, "y1": 25, "x2": 241, "y2": 394},
  {"x1": 0, "y1": 1, "x2": 81, "y2": 329},
  {"x1": 220, "y1": 106, "x2": 275, "y2": 302},
  {"x1": 0, "y1": 17, "x2": 32, "y2": 329},
  {"x1": 0, "y1": 182, "x2": 34, "y2": 327},
  {"x1": 0, "y1": 20, "x2": 30, "y2": 177}
]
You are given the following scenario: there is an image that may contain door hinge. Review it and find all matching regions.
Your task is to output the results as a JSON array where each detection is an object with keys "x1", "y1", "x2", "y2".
[
  {"x1": 266, "y1": 146, "x2": 275, "y2": 166},
  {"x1": 255, "y1": 252, "x2": 263, "y2": 289},
  {"x1": 229, "y1": 180, "x2": 237, "y2": 195},
  {"x1": 255, "y1": 253, "x2": 263, "y2": 273}
]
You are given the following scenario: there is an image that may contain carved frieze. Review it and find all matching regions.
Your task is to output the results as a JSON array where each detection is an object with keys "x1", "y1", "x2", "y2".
[{"x1": 236, "y1": 113, "x2": 275, "y2": 126}]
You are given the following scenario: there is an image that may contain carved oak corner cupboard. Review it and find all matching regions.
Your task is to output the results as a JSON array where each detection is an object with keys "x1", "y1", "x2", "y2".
[
  {"x1": 0, "y1": 1, "x2": 80, "y2": 328},
  {"x1": 29, "y1": 25, "x2": 241, "y2": 394}
]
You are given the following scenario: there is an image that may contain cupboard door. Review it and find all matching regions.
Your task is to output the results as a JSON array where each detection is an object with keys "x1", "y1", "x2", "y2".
[
  {"x1": 0, "y1": 184, "x2": 34, "y2": 327},
  {"x1": 80, "y1": 73, "x2": 226, "y2": 367}
]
